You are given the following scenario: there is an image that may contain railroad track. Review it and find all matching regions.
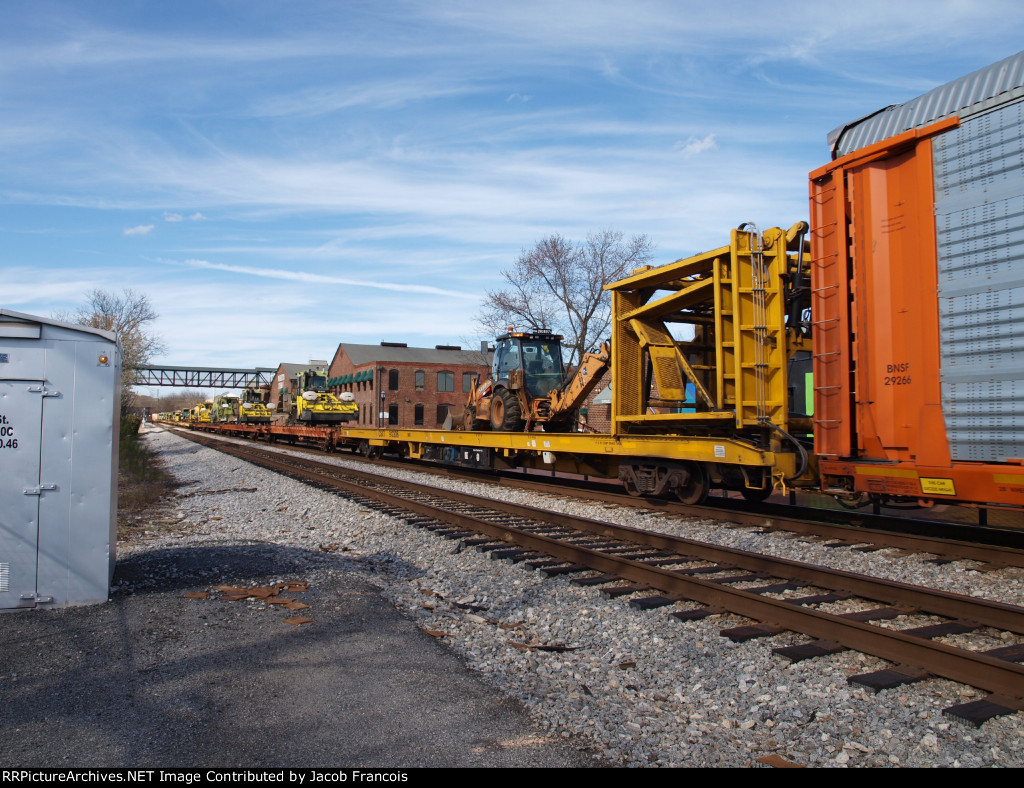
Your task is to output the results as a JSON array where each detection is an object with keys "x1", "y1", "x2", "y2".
[
  {"x1": 171, "y1": 424, "x2": 1024, "y2": 566},
  {"x1": 173, "y1": 427, "x2": 1024, "y2": 726}
]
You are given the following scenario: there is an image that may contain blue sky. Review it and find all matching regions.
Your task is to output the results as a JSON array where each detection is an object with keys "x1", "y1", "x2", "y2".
[{"x1": 4, "y1": 0, "x2": 1023, "y2": 385}]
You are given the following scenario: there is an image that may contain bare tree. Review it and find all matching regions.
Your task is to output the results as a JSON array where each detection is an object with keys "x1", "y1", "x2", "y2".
[
  {"x1": 58, "y1": 289, "x2": 167, "y2": 414},
  {"x1": 478, "y1": 229, "x2": 654, "y2": 366}
]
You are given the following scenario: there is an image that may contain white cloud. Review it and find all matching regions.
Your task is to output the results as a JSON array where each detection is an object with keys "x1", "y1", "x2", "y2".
[
  {"x1": 123, "y1": 224, "x2": 154, "y2": 235},
  {"x1": 674, "y1": 134, "x2": 717, "y2": 157},
  {"x1": 176, "y1": 258, "x2": 480, "y2": 300},
  {"x1": 164, "y1": 212, "x2": 183, "y2": 222},
  {"x1": 189, "y1": 212, "x2": 206, "y2": 221}
]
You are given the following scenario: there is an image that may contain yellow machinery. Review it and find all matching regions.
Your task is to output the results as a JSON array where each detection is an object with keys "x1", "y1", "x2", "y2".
[
  {"x1": 605, "y1": 222, "x2": 813, "y2": 500},
  {"x1": 239, "y1": 387, "x2": 272, "y2": 424},
  {"x1": 213, "y1": 395, "x2": 239, "y2": 423},
  {"x1": 189, "y1": 403, "x2": 212, "y2": 423},
  {"x1": 292, "y1": 369, "x2": 358, "y2": 424},
  {"x1": 462, "y1": 331, "x2": 610, "y2": 431},
  {"x1": 307, "y1": 224, "x2": 814, "y2": 505}
]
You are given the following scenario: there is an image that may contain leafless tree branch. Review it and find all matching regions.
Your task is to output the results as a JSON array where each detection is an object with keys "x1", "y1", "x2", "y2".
[
  {"x1": 477, "y1": 229, "x2": 654, "y2": 366},
  {"x1": 56, "y1": 288, "x2": 166, "y2": 414}
]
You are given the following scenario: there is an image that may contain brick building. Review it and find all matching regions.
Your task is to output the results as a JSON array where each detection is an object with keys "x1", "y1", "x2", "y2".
[
  {"x1": 582, "y1": 384, "x2": 612, "y2": 433},
  {"x1": 327, "y1": 342, "x2": 493, "y2": 428}
]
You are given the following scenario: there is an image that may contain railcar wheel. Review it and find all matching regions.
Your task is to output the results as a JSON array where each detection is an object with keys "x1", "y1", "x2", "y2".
[
  {"x1": 489, "y1": 389, "x2": 524, "y2": 431},
  {"x1": 675, "y1": 462, "x2": 710, "y2": 505},
  {"x1": 622, "y1": 478, "x2": 643, "y2": 497},
  {"x1": 358, "y1": 440, "x2": 380, "y2": 459}
]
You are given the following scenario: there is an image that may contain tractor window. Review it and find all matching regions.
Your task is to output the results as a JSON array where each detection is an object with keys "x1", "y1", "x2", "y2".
[
  {"x1": 521, "y1": 340, "x2": 566, "y2": 397},
  {"x1": 493, "y1": 339, "x2": 521, "y2": 378}
]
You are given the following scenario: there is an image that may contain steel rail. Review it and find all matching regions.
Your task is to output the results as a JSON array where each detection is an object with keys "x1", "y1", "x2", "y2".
[
  {"x1": 181, "y1": 431, "x2": 1024, "y2": 701},
  {"x1": 439, "y1": 468, "x2": 1024, "y2": 563},
  {"x1": 238, "y1": 442, "x2": 1024, "y2": 634},
  {"x1": 170, "y1": 423, "x2": 1024, "y2": 561}
]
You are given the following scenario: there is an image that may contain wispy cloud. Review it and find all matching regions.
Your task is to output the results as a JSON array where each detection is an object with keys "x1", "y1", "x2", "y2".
[
  {"x1": 252, "y1": 79, "x2": 484, "y2": 119},
  {"x1": 123, "y1": 224, "x2": 154, "y2": 235},
  {"x1": 674, "y1": 134, "x2": 717, "y2": 157},
  {"x1": 176, "y1": 259, "x2": 480, "y2": 300}
]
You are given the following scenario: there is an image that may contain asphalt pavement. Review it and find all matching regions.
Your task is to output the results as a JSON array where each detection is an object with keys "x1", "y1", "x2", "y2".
[{"x1": 2, "y1": 541, "x2": 597, "y2": 768}]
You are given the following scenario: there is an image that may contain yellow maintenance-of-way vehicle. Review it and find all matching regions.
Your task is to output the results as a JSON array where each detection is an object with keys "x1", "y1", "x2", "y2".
[
  {"x1": 239, "y1": 387, "x2": 273, "y2": 424},
  {"x1": 291, "y1": 368, "x2": 358, "y2": 424},
  {"x1": 461, "y1": 330, "x2": 610, "y2": 432}
]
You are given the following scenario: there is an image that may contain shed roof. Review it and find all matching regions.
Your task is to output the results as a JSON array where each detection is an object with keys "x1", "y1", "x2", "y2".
[{"x1": 0, "y1": 308, "x2": 117, "y2": 342}]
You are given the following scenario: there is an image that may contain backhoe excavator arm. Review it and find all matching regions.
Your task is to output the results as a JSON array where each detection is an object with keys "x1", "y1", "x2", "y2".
[{"x1": 547, "y1": 342, "x2": 610, "y2": 417}]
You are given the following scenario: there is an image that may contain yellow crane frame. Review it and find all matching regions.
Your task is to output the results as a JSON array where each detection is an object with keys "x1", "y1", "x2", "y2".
[{"x1": 606, "y1": 224, "x2": 809, "y2": 449}]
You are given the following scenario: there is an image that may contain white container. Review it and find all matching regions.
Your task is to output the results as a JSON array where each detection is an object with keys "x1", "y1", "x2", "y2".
[{"x1": 0, "y1": 309, "x2": 121, "y2": 609}]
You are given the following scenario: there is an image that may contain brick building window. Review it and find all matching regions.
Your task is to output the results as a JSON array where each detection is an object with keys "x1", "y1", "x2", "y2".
[
  {"x1": 388, "y1": 403, "x2": 398, "y2": 424},
  {"x1": 414, "y1": 404, "x2": 424, "y2": 425},
  {"x1": 436, "y1": 404, "x2": 449, "y2": 425},
  {"x1": 437, "y1": 371, "x2": 454, "y2": 392},
  {"x1": 389, "y1": 369, "x2": 399, "y2": 390},
  {"x1": 415, "y1": 370, "x2": 425, "y2": 391},
  {"x1": 463, "y1": 372, "x2": 476, "y2": 393}
]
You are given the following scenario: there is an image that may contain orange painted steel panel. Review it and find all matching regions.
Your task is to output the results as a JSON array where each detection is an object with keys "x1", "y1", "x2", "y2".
[
  {"x1": 803, "y1": 116, "x2": 1023, "y2": 507},
  {"x1": 846, "y1": 140, "x2": 947, "y2": 465},
  {"x1": 820, "y1": 459, "x2": 1024, "y2": 508},
  {"x1": 809, "y1": 118, "x2": 960, "y2": 470},
  {"x1": 809, "y1": 170, "x2": 852, "y2": 458}
]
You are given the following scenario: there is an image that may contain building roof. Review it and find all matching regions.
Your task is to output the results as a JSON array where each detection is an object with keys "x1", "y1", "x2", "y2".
[
  {"x1": 0, "y1": 308, "x2": 117, "y2": 342},
  {"x1": 276, "y1": 362, "x2": 309, "y2": 377},
  {"x1": 337, "y1": 342, "x2": 492, "y2": 367}
]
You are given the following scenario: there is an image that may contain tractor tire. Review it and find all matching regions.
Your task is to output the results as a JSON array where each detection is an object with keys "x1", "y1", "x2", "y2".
[
  {"x1": 463, "y1": 406, "x2": 489, "y2": 431},
  {"x1": 489, "y1": 389, "x2": 524, "y2": 431}
]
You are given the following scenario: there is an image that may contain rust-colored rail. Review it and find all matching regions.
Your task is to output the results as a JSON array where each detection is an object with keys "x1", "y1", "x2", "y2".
[{"x1": 172, "y1": 428, "x2": 1024, "y2": 718}]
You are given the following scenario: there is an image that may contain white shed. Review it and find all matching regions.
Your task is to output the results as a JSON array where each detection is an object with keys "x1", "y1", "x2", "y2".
[{"x1": 0, "y1": 309, "x2": 121, "y2": 608}]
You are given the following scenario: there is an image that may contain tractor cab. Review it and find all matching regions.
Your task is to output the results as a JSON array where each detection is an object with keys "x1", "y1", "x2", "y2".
[
  {"x1": 242, "y1": 387, "x2": 267, "y2": 406},
  {"x1": 299, "y1": 370, "x2": 329, "y2": 394},
  {"x1": 492, "y1": 330, "x2": 566, "y2": 398},
  {"x1": 240, "y1": 387, "x2": 272, "y2": 424}
]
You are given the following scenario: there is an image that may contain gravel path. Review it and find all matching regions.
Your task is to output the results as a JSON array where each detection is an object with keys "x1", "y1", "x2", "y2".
[{"x1": 130, "y1": 426, "x2": 1024, "y2": 767}]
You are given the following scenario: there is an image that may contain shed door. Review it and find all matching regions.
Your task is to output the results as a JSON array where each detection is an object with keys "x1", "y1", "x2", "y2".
[{"x1": 0, "y1": 381, "x2": 43, "y2": 609}]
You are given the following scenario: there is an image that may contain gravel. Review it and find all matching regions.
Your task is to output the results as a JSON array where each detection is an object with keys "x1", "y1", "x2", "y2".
[{"x1": 125, "y1": 425, "x2": 1024, "y2": 767}]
